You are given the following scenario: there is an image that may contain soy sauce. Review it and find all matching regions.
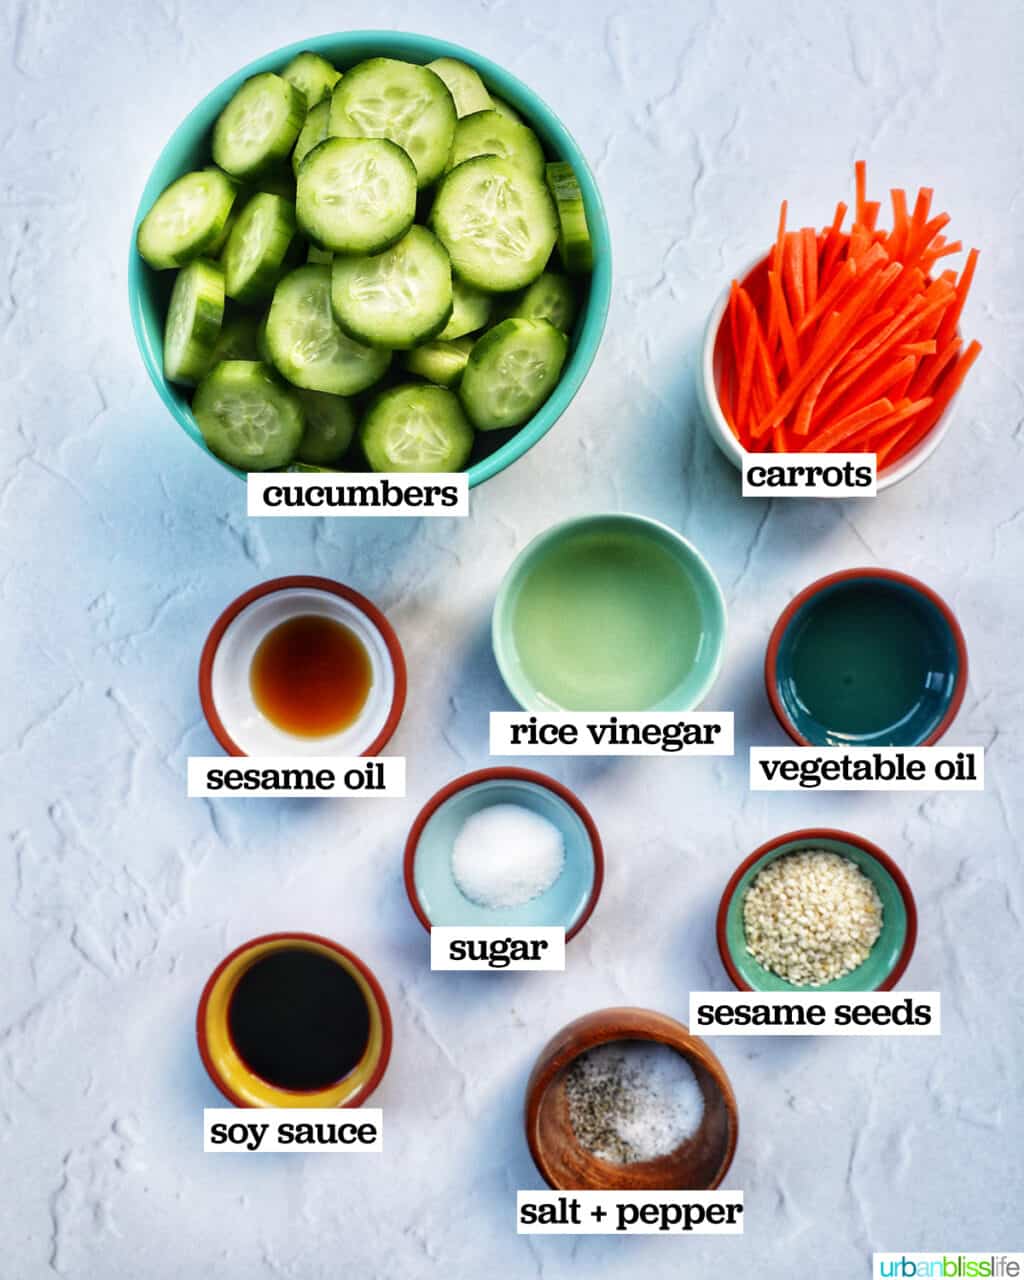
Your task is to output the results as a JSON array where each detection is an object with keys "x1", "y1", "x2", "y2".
[
  {"x1": 250, "y1": 614, "x2": 372, "y2": 738},
  {"x1": 228, "y1": 948, "x2": 371, "y2": 1091}
]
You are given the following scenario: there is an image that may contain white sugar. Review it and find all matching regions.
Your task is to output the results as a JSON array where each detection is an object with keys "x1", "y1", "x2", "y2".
[
  {"x1": 451, "y1": 803, "x2": 565, "y2": 909},
  {"x1": 565, "y1": 1040, "x2": 705, "y2": 1164}
]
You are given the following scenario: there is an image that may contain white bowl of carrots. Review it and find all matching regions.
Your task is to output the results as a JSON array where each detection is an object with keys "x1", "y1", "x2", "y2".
[{"x1": 699, "y1": 163, "x2": 981, "y2": 490}]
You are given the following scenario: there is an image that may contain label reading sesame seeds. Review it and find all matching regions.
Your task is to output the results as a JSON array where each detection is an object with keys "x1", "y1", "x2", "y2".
[
  {"x1": 490, "y1": 713, "x2": 734, "y2": 757},
  {"x1": 517, "y1": 1191, "x2": 744, "y2": 1235},
  {"x1": 247, "y1": 473, "x2": 469, "y2": 517},
  {"x1": 690, "y1": 993, "x2": 941, "y2": 1036},
  {"x1": 742, "y1": 453, "x2": 877, "y2": 497},
  {"x1": 749, "y1": 746, "x2": 984, "y2": 791},
  {"x1": 186, "y1": 756, "x2": 406, "y2": 798},
  {"x1": 430, "y1": 926, "x2": 565, "y2": 971},
  {"x1": 204, "y1": 1109, "x2": 382, "y2": 1153}
]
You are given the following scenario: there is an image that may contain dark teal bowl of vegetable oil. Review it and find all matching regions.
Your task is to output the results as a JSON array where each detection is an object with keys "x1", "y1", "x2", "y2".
[
  {"x1": 765, "y1": 568, "x2": 968, "y2": 747},
  {"x1": 128, "y1": 30, "x2": 611, "y2": 489}
]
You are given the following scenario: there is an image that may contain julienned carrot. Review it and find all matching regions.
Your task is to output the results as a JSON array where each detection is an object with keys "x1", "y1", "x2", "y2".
[{"x1": 716, "y1": 163, "x2": 981, "y2": 464}]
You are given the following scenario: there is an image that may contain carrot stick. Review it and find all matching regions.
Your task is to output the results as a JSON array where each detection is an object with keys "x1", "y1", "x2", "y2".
[
  {"x1": 804, "y1": 397, "x2": 894, "y2": 453},
  {"x1": 899, "y1": 341, "x2": 937, "y2": 357},
  {"x1": 796, "y1": 258, "x2": 857, "y2": 337},
  {"x1": 820, "y1": 203, "x2": 849, "y2": 283},
  {"x1": 772, "y1": 200, "x2": 788, "y2": 275},
  {"x1": 735, "y1": 295, "x2": 759, "y2": 431},
  {"x1": 888, "y1": 189, "x2": 909, "y2": 257},
  {"x1": 884, "y1": 341, "x2": 982, "y2": 465},
  {"x1": 907, "y1": 337, "x2": 962, "y2": 399},
  {"x1": 768, "y1": 269, "x2": 799, "y2": 381},
  {"x1": 802, "y1": 227, "x2": 819, "y2": 309},
  {"x1": 855, "y1": 160, "x2": 867, "y2": 224},
  {"x1": 843, "y1": 397, "x2": 933, "y2": 450},
  {"x1": 936, "y1": 247, "x2": 979, "y2": 349},
  {"x1": 861, "y1": 200, "x2": 880, "y2": 232},
  {"x1": 820, "y1": 355, "x2": 917, "y2": 428},
  {"x1": 783, "y1": 232, "x2": 806, "y2": 324}
]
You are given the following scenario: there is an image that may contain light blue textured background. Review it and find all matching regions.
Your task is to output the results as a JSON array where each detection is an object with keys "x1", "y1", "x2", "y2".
[{"x1": 2, "y1": 0, "x2": 1021, "y2": 1274}]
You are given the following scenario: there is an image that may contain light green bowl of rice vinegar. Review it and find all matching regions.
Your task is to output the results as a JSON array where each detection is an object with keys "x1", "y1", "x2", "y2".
[{"x1": 493, "y1": 514, "x2": 727, "y2": 712}]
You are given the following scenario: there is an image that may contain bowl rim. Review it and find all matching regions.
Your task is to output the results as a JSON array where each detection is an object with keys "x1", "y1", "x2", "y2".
[
  {"x1": 523, "y1": 1006, "x2": 739, "y2": 1191},
  {"x1": 698, "y1": 251, "x2": 959, "y2": 491},
  {"x1": 491, "y1": 511, "x2": 728, "y2": 713},
  {"x1": 764, "y1": 565, "x2": 968, "y2": 747},
  {"x1": 128, "y1": 29, "x2": 612, "y2": 490},
  {"x1": 715, "y1": 827, "x2": 919, "y2": 993},
  {"x1": 195, "y1": 930, "x2": 393, "y2": 1108},
  {"x1": 402, "y1": 765, "x2": 604, "y2": 940},
  {"x1": 197, "y1": 573, "x2": 407, "y2": 757}
]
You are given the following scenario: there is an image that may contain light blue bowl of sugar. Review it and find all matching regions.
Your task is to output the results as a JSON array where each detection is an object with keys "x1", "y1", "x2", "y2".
[{"x1": 403, "y1": 768, "x2": 604, "y2": 941}]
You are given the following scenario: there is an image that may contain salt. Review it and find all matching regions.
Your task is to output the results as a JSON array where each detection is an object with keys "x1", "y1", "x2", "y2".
[
  {"x1": 450, "y1": 803, "x2": 565, "y2": 909},
  {"x1": 565, "y1": 1040, "x2": 705, "y2": 1164}
]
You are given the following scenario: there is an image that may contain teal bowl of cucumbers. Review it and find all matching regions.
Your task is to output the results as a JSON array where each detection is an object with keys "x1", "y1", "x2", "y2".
[{"x1": 129, "y1": 31, "x2": 611, "y2": 487}]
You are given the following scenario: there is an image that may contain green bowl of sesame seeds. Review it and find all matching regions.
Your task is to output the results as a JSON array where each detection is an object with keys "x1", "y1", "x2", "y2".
[{"x1": 716, "y1": 828, "x2": 917, "y2": 992}]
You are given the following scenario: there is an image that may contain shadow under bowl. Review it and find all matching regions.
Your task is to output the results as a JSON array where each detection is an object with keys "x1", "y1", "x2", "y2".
[
  {"x1": 404, "y1": 767, "x2": 603, "y2": 940},
  {"x1": 524, "y1": 1008, "x2": 738, "y2": 1191},
  {"x1": 716, "y1": 828, "x2": 917, "y2": 993},
  {"x1": 128, "y1": 30, "x2": 612, "y2": 489},
  {"x1": 765, "y1": 566, "x2": 967, "y2": 747}
]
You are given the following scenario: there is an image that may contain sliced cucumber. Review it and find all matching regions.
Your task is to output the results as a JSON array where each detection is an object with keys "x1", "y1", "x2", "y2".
[
  {"x1": 508, "y1": 271, "x2": 578, "y2": 332},
  {"x1": 446, "y1": 110, "x2": 545, "y2": 180},
  {"x1": 212, "y1": 73, "x2": 305, "y2": 179},
  {"x1": 163, "y1": 259, "x2": 225, "y2": 385},
  {"x1": 296, "y1": 389, "x2": 356, "y2": 464},
  {"x1": 296, "y1": 137, "x2": 417, "y2": 254},
  {"x1": 459, "y1": 317, "x2": 568, "y2": 430},
  {"x1": 256, "y1": 311, "x2": 273, "y2": 364},
  {"x1": 361, "y1": 383, "x2": 474, "y2": 472},
  {"x1": 401, "y1": 337, "x2": 474, "y2": 387},
  {"x1": 425, "y1": 57, "x2": 493, "y2": 117},
  {"x1": 330, "y1": 58, "x2": 456, "y2": 189},
  {"x1": 137, "y1": 169, "x2": 237, "y2": 270},
  {"x1": 330, "y1": 226, "x2": 452, "y2": 350},
  {"x1": 437, "y1": 276, "x2": 492, "y2": 340},
  {"x1": 431, "y1": 156, "x2": 558, "y2": 292},
  {"x1": 192, "y1": 361, "x2": 305, "y2": 470},
  {"x1": 307, "y1": 245, "x2": 333, "y2": 265},
  {"x1": 292, "y1": 98, "x2": 331, "y2": 176},
  {"x1": 222, "y1": 193, "x2": 297, "y2": 302},
  {"x1": 206, "y1": 310, "x2": 261, "y2": 366},
  {"x1": 265, "y1": 265, "x2": 391, "y2": 395},
  {"x1": 282, "y1": 51, "x2": 340, "y2": 108},
  {"x1": 545, "y1": 161, "x2": 593, "y2": 274},
  {"x1": 490, "y1": 95, "x2": 523, "y2": 123},
  {"x1": 207, "y1": 206, "x2": 238, "y2": 256}
]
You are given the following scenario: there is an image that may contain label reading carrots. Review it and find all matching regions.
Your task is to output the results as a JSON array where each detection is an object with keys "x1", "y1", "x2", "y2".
[{"x1": 742, "y1": 453, "x2": 876, "y2": 496}]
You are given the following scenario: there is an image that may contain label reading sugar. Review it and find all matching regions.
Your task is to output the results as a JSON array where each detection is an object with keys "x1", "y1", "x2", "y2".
[
  {"x1": 247, "y1": 473, "x2": 469, "y2": 517},
  {"x1": 430, "y1": 926, "x2": 565, "y2": 971},
  {"x1": 517, "y1": 1191, "x2": 744, "y2": 1235},
  {"x1": 750, "y1": 746, "x2": 983, "y2": 791},
  {"x1": 690, "y1": 992, "x2": 941, "y2": 1037},
  {"x1": 204, "y1": 1108, "x2": 382, "y2": 1153},
  {"x1": 187, "y1": 756, "x2": 406, "y2": 798},
  {"x1": 490, "y1": 712, "x2": 734, "y2": 757},
  {"x1": 742, "y1": 453, "x2": 877, "y2": 497}
]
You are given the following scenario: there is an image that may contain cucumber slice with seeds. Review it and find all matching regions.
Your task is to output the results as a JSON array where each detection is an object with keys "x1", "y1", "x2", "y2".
[
  {"x1": 431, "y1": 156, "x2": 558, "y2": 293},
  {"x1": 265, "y1": 265, "x2": 391, "y2": 395},
  {"x1": 163, "y1": 258, "x2": 225, "y2": 385},
  {"x1": 459, "y1": 317, "x2": 567, "y2": 430},
  {"x1": 361, "y1": 383, "x2": 474, "y2": 472},
  {"x1": 426, "y1": 57, "x2": 493, "y2": 117},
  {"x1": 401, "y1": 337, "x2": 474, "y2": 387},
  {"x1": 330, "y1": 58, "x2": 456, "y2": 189},
  {"x1": 446, "y1": 110, "x2": 545, "y2": 180},
  {"x1": 508, "y1": 271, "x2": 578, "y2": 332},
  {"x1": 296, "y1": 389, "x2": 356, "y2": 464},
  {"x1": 222, "y1": 193, "x2": 297, "y2": 302},
  {"x1": 330, "y1": 226, "x2": 452, "y2": 350},
  {"x1": 297, "y1": 137, "x2": 416, "y2": 254},
  {"x1": 545, "y1": 161, "x2": 593, "y2": 274},
  {"x1": 137, "y1": 169, "x2": 236, "y2": 270},
  {"x1": 292, "y1": 98, "x2": 331, "y2": 176},
  {"x1": 490, "y1": 95, "x2": 523, "y2": 123},
  {"x1": 192, "y1": 360, "x2": 304, "y2": 470},
  {"x1": 282, "y1": 51, "x2": 340, "y2": 108},
  {"x1": 437, "y1": 276, "x2": 492, "y2": 339},
  {"x1": 213, "y1": 73, "x2": 305, "y2": 179}
]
